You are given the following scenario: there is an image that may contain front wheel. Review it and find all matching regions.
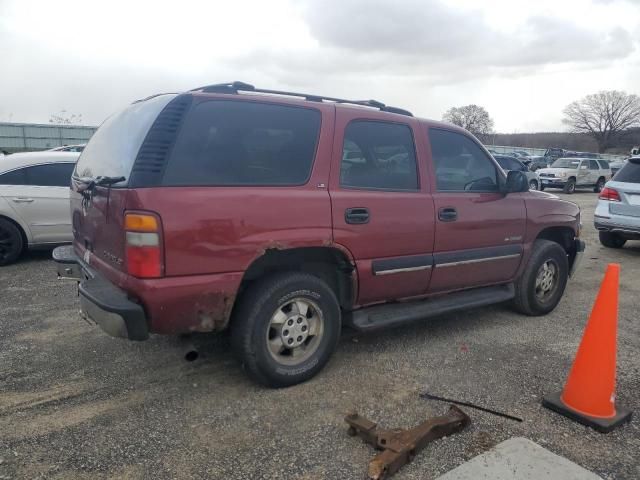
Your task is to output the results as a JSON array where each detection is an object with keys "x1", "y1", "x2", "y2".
[
  {"x1": 512, "y1": 239, "x2": 569, "y2": 316},
  {"x1": 563, "y1": 178, "x2": 576, "y2": 194},
  {"x1": 231, "y1": 272, "x2": 341, "y2": 387},
  {"x1": 529, "y1": 180, "x2": 538, "y2": 191}
]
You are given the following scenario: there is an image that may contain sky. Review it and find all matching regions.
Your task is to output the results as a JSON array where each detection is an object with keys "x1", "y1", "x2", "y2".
[{"x1": 1, "y1": 0, "x2": 639, "y2": 132}]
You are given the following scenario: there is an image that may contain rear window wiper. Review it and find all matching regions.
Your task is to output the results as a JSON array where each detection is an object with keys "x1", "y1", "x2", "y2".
[{"x1": 76, "y1": 176, "x2": 125, "y2": 197}]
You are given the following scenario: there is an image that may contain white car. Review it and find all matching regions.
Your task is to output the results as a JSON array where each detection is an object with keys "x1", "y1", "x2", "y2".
[
  {"x1": 0, "y1": 151, "x2": 78, "y2": 265},
  {"x1": 538, "y1": 157, "x2": 611, "y2": 194},
  {"x1": 594, "y1": 157, "x2": 640, "y2": 248}
]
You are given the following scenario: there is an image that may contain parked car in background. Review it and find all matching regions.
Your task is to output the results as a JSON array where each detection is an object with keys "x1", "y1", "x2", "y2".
[
  {"x1": 493, "y1": 154, "x2": 540, "y2": 190},
  {"x1": 0, "y1": 152, "x2": 78, "y2": 265},
  {"x1": 511, "y1": 150, "x2": 532, "y2": 159},
  {"x1": 564, "y1": 151, "x2": 599, "y2": 159},
  {"x1": 538, "y1": 157, "x2": 611, "y2": 194},
  {"x1": 609, "y1": 159, "x2": 626, "y2": 177},
  {"x1": 527, "y1": 156, "x2": 550, "y2": 171},
  {"x1": 53, "y1": 82, "x2": 583, "y2": 387},
  {"x1": 594, "y1": 157, "x2": 640, "y2": 248},
  {"x1": 49, "y1": 144, "x2": 86, "y2": 153},
  {"x1": 544, "y1": 147, "x2": 565, "y2": 162}
]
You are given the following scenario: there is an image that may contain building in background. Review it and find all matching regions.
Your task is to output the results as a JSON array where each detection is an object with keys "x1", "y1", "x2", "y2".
[{"x1": 0, "y1": 122, "x2": 97, "y2": 154}]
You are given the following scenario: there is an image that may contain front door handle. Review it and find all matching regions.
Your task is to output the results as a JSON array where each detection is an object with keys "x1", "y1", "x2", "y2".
[
  {"x1": 438, "y1": 207, "x2": 457, "y2": 222},
  {"x1": 12, "y1": 198, "x2": 34, "y2": 203},
  {"x1": 345, "y1": 207, "x2": 370, "y2": 224}
]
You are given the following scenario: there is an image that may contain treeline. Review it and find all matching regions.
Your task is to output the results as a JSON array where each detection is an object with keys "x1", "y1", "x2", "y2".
[{"x1": 489, "y1": 128, "x2": 640, "y2": 154}]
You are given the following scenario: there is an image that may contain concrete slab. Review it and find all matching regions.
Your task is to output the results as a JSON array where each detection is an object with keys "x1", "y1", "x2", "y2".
[{"x1": 436, "y1": 437, "x2": 602, "y2": 480}]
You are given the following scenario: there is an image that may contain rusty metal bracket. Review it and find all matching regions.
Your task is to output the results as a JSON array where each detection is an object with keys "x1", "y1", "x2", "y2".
[{"x1": 345, "y1": 405, "x2": 470, "y2": 480}]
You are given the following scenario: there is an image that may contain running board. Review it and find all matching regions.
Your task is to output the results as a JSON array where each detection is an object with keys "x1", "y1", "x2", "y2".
[{"x1": 347, "y1": 284, "x2": 515, "y2": 332}]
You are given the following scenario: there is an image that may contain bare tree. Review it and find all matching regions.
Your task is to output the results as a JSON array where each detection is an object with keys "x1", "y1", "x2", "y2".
[
  {"x1": 563, "y1": 91, "x2": 640, "y2": 153},
  {"x1": 442, "y1": 104, "x2": 494, "y2": 141},
  {"x1": 49, "y1": 110, "x2": 83, "y2": 125}
]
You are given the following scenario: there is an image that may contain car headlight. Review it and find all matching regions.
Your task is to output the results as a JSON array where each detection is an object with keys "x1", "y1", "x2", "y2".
[{"x1": 558, "y1": 171, "x2": 567, "y2": 178}]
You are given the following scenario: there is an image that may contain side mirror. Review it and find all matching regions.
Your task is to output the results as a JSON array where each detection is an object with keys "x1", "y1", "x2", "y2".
[{"x1": 505, "y1": 170, "x2": 529, "y2": 193}]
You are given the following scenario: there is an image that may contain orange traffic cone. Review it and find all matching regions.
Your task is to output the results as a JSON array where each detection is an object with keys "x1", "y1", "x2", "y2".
[{"x1": 543, "y1": 263, "x2": 632, "y2": 432}]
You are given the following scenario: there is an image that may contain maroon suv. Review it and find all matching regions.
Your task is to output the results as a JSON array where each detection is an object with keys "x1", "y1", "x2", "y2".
[{"x1": 54, "y1": 82, "x2": 584, "y2": 387}]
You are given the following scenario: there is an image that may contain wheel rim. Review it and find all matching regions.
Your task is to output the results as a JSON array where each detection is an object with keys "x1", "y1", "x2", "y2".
[
  {"x1": 597, "y1": 179, "x2": 604, "y2": 190},
  {"x1": 568, "y1": 183, "x2": 575, "y2": 193},
  {"x1": 529, "y1": 180, "x2": 537, "y2": 190},
  {"x1": 534, "y1": 259, "x2": 560, "y2": 303},
  {"x1": 266, "y1": 297, "x2": 324, "y2": 365},
  {"x1": 0, "y1": 227, "x2": 17, "y2": 262}
]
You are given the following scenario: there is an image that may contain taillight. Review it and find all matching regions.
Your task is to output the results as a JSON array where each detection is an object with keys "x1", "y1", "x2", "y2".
[
  {"x1": 599, "y1": 187, "x2": 621, "y2": 202},
  {"x1": 124, "y1": 212, "x2": 162, "y2": 278}
]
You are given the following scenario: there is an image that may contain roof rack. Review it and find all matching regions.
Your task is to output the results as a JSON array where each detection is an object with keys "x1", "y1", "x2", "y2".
[{"x1": 189, "y1": 81, "x2": 413, "y2": 117}]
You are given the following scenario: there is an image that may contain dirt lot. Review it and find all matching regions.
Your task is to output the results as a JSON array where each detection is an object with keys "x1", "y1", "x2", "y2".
[{"x1": 1, "y1": 191, "x2": 638, "y2": 480}]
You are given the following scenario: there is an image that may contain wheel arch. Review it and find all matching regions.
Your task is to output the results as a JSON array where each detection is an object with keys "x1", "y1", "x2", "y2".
[{"x1": 535, "y1": 226, "x2": 577, "y2": 269}]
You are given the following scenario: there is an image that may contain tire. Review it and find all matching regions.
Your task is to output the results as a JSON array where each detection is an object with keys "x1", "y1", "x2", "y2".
[
  {"x1": 231, "y1": 272, "x2": 341, "y2": 388},
  {"x1": 0, "y1": 218, "x2": 24, "y2": 266},
  {"x1": 599, "y1": 231, "x2": 626, "y2": 249},
  {"x1": 529, "y1": 180, "x2": 538, "y2": 191},
  {"x1": 512, "y1": 239, "x2": 569, "y2": 316},
  {"x1": 539, "y1": 184, "x2": 545, "y2": 191},
  {"x1": 563, "y1": 178, "x2": 576, "y2": 194},
  {"x1": 594, "y1": 177, "x2": 605, "y2": 193}
]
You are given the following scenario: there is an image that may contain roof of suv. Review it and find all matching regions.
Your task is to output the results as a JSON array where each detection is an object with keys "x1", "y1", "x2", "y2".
[{"x1": 0, "y1": 151, "x2": 80, "y2": 173}]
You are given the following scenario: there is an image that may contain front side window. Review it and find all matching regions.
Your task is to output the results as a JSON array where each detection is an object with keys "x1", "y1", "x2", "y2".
[
  {"x1": 25, "y1": 163, "x2": 75, "y2": 187},
  {"x1": 428, "y1": 129, "x2": 499, "y2": 192},
  {"x1": 597, "y1": 160, "x2": 609, "y2": 169},
  {"x1": 552, "y1": 158, "x2": 581, "y2": 168},
  {"x1": 163, "y1": 101, "x2": 321, "y2": 186},
  {"x1": 340, "y1": 121, "x2": 418, "y2": 190}
]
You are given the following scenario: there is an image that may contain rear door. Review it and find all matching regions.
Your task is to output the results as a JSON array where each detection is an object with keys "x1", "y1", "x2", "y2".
[
  {"x1": 425, "y1": 127, "x2": 526, "y2": 293},
  {"x1": 329, "y1": 111, "x2": 435, "y2": 306},
  {"x1": 1, "y1": 163, "x2": 74, "y2": 243}
]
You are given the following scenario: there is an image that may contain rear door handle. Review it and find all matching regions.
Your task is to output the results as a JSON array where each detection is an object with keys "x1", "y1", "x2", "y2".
[
  {"x1": 12, "y1": 198, "x2": 34, "y2": 203},
  {"x1": 345, "y1": 207, "x2": 370, "y2": 224},
  {"x1": 438, "y1": 207, "x2": 457, "y2": 222}
]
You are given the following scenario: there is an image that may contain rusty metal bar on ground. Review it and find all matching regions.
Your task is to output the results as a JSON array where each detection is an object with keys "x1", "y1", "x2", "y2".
[
  {"x1": 420, "y1": 391, "x2": 523, "y2": 422},
  {"x1": 344, "y1": 405, "x2": 470, "y2": 480}
]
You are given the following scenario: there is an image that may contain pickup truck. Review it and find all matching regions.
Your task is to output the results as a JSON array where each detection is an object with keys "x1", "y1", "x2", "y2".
[{"x1": 53, "y1": 82, "x2": 584, "y2": 387}]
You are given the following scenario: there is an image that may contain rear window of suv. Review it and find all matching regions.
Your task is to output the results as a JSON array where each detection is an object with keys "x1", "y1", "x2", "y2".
[
  {"x1": 162, "y1": 101, "x2": 321, "y2": 186},
  {"x1": 613, "y1": 160, "x2": 640, "y2": 183},
  {"x1": 74, "y1": 94, "x2": 177, "y2": 183}
]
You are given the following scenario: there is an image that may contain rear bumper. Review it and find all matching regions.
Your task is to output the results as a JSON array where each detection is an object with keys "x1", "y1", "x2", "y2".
[
  {"x1": 52, "y1": 246, "x2": 149, "y2": 341},
  {"x1": 594, "y1": 220, "x2": 640, "y2": 238}
]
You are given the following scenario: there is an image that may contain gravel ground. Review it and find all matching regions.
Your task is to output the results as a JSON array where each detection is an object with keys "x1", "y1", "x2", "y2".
[{"x1": 1, "y1": 191, "x2": 638, "y2": 480}]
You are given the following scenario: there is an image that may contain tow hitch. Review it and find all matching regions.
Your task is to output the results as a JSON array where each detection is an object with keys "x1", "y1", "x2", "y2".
[{"x1": 345, "y1": 405, "x2": 470, "y2": 480}]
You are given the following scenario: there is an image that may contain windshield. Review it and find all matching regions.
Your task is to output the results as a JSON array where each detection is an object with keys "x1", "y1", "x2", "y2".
[
  {"x1": 74, "y1": 94, "x2": 177, "y2": 183},
  {"x1": 551, "y1": 158, "x2": 581, "y2": 168}
]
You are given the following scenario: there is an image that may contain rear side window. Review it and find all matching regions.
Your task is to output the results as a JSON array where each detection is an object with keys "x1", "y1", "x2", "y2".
[
  {"x1": 614, "y1": 161, "x2": 640, "y2": 183},
  {"x1": 589, "y1": 160, "x2": 599, "y2": 170},
  {"x1": 75, "y1": 94, "x2": 177, "y2": 182},
  {"x1": 163, "y1": 101, "x2": 321, "y2": 186},
  {"x1": 0, "y1": 168, "x2": 26, "y2": 185},
  {"x1": 340, "y1": 121, "x2": 418, "y2": 190},
  {"x1": 429, "y1": 129, "x2": 499, "y2": 192}
]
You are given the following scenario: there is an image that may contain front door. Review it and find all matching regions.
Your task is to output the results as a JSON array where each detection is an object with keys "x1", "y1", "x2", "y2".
[
  {"x1": 329, "y1": 112, "x2": 435, "y2": 306},
  {"x1": 577, "y1": 160, "x2": 591, "y2": 186},
  {"x1": 425, "y1": 127, "x2": 526, "y2": 293}
]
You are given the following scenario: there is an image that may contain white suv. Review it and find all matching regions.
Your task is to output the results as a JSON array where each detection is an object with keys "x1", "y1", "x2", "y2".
[
  {"x1": 0, "y1": 151, "x2": 78, "y2": 265},
  {"x1": 538, "y1": 157, "x2": 611, "y2": 194},
  {"x1": 595, "y1": 157, "x2": 640, "y2": 248}
]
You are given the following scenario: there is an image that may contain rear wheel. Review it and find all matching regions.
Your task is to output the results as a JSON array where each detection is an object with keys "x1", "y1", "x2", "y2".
[
  {"x1": 231, "y1": 272, "x2": 341, "y2": 387},
  {"x1": 563, "y1": 178, "x2": 576, "y2": 194},
  {"x1": 0, "y1": 218, "x2": 24, "y2": 266},
  {"x1": 512, "y1": 239, "x2": 569, "y2": 316},
  {"x1": 599, "y1": 231, "x2": 626, "y2": 249},
  {"x1": 529, "y1": 179, "x2": 538, "y2": 191},
  {"x1": 594, "y1": 177, "x2": 605, "y2": 193}
]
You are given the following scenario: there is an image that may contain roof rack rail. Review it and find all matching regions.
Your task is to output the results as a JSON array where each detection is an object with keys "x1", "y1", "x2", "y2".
[{"x1": 189, "y1": 81, "x2": 413, "y2": 117}]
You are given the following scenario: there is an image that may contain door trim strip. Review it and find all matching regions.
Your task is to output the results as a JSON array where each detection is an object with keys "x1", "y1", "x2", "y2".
[
  {"x1": 372, "y1": 254, "x2": 434, "y2": 276},
  {"x1": 435, "y1": 253, "x2": 522, "y2": 268}
]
